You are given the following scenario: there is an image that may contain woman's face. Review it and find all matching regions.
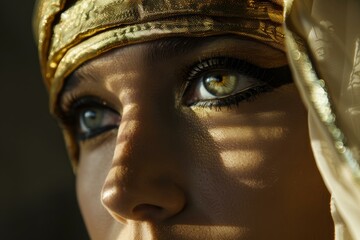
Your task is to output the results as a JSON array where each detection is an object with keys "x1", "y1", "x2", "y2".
[{"x1": 59, "y1": 36, "x2": 333, "y2": 239}]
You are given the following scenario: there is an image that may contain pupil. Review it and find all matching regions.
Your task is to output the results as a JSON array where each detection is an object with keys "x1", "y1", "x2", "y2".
[
  {"x1": 82, "y1": 108, "x2": 103, "y2": 129},
  {"x1": 84, "y1": 110, "x2": 97, "y2": 120},
  {"x1": 213, "y1": 75, "x2": 222, "y2": 82},
  {"x1": 203, "y1": 72, "x2": 238, "y2": 96},
  {"x1": 205, "y1": 75, "x2": 223, "y2": 85}
]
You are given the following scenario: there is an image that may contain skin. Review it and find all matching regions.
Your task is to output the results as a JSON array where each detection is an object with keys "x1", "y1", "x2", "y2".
[{"x1": 59, "y1": 36, "x2": 333, "y2": 239}]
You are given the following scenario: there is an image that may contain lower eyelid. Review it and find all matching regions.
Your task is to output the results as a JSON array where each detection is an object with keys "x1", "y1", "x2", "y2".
[
  {"x1": 76, "y1": 105, "x2": 120, "y2": 141},
  {"x1": 78, "y1": 127, "x2": 119, "y2": 150},
  {"x1": 190, "y1": 84, "x2": 273, "y2": 109},
  {"x1": 78, "y1": 124, "x2": 119, "y2": 141}
]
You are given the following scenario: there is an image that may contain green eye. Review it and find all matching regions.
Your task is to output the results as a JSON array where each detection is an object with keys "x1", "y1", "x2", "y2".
[
  {"x1": 203, "y1": 71, "x2": 238, "y2": 96},
  {"x1": 75, "y1": 104, "x2": 120, "y2": 140},
  {"x1": 80, "y1": 108, "x2": 105, "y2": 131},
  {"x1": 195, "y1": 70, "x2": 261, "y2": 101},
  {"x1": 183, "y1": 57, "x2": 293, "y2": 108}
]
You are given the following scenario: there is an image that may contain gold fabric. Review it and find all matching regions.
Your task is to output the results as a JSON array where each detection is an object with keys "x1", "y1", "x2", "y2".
[
  {"x1": 284, "y1": 0, "x2": 360, "y2": 239},
  {"x1": 34, "y1": 0, "x2": 285, "y2": 167},
  {"x1": 34, "y1": 0, "x2": 284, "y2": 110}
]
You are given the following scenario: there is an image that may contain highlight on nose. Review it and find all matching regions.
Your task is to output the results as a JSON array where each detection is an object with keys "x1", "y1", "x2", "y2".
[
  {"x1": 98, "y1": 98, "x2": 187, "y2": 224},
  {"x1": 101, "y1": 169, "x2": 186, "y2": 223}
]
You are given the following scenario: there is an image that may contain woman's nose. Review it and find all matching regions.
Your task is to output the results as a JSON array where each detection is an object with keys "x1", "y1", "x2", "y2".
[{"x1": 101, "y1": 104, "x2": 186, "y2": 223}]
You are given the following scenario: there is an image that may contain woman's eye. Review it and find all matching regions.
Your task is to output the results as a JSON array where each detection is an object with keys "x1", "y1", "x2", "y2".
[
  {"x1": 183, "y1": 57, "x2": 270, "y2": 107},
  {"x1": 203, "y1": 71, "x2": 239, "y2": 96},
  {"x1": 191, "y1": 70, "x2": 264, "y2": 102},
  {"x1": 77, "y1": 106, "x2": 120, "y2": 140},
  {"x1": 60, "y1": 97, "x2": 121, "y2": 141}
]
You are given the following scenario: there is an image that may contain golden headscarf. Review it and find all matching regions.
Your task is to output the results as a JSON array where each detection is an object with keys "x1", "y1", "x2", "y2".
[{"x1": 33, "y1": 0, "x2": 285, "y2": 166}]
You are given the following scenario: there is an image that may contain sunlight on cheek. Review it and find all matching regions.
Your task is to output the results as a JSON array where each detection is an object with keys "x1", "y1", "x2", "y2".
[
  {"x1": 220, "y1": 150, "x2": 264, "y2": 171},
  {"x1": 209, "y1": 126, "x2": 285, "y2": 142},
  {"x1": 219, "y1": 150, "x2": 271, "y2": 188},
  {"x1": 203, "y1": 116, "x2": 288, "y2": 189},
  {"x1": 208, "y1": 125, "x2": 287, "y2": 172}
]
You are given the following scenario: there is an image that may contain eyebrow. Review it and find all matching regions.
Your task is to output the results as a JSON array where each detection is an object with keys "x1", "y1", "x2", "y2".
[
  {"x1": 63, "y1": 63, "x2": 99, "y2": 92},
  {"x1": 62, "y1": 34, "x2": 288, "y2": 93},
  {"x1": 59, "y1": 37, "x2": 209, "y2": 100},
  {"x1": 145, "y1": 37, "x2": 207, "y2": 62},
  {"x1": 63, "y1": 36, "x2": 215, "y2": 90},
  {"x1": 57, "y1": 35, "x2": 288, "y2": 113}
]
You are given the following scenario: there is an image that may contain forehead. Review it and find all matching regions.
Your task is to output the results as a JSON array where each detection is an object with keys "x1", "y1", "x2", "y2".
[
  {"x1": 71, "y1": 35, "x2": 286, "y2": 80},
  {"x1": 60, "y1": 35, "x2": 288, "y2": 117}
]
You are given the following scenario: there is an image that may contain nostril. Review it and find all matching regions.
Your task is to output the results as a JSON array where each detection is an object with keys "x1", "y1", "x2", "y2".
[{"x1": 132, "y1": 204, "x2": 165, "y2": 222}]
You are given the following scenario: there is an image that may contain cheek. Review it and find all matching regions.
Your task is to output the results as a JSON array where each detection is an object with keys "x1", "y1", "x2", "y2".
[
  {"x1": 208, "y1": 119, "x2": 289, "y2": 188},
  {"x1": 76, "y1": 132, "x2": 118, "y2": 239},
  {"x1": 194, "y1": 84, "x2": 309, "y2": 187},
  {"x1": 184, "y1": 84, "x2": 327, "y2": 232},
  {"x1": 188, "y1": 83, "x2": 320, "y2": 215}
]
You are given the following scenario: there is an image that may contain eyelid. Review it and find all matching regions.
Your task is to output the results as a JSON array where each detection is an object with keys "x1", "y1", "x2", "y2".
[
  {"x1": 186, "y1": 57, "x2": 264, "y2": 81},
  {"x1": 57, "y1": 75, "x2": 122, "y2": 119},
  {"x1": 57, "y1": 95, "x2": 118, "y2": 129},
  {"x1": 61, "y1": 96, "x2": 120, "y2": 141},
  {"x1": 194, "y1": 45, "x2": 288, "y2": 69},
  {"x1": 182, "y1": 57, "x2": 264, "y2": 96},
  {"x1": 182, "y1": 56, "x2": 292, "y2": 109},
  {"x1": 189, "y1": 85, "x2": 273, "y2": 110},
  {"x1": 61, "y1": 93, "x2": 109, "y2": 113},
  {"x1": 78, "y1": 113, "x2": 120, "y2": 141},
  {"x1": 72, "y1": 96, "x2": 112, "y2": 112}
]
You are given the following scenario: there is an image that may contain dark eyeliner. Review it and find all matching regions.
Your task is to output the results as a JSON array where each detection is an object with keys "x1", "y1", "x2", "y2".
[
  {"x1": 58, "y1": 96, "x2": 119, "y2": 141},
  {"x1": 193, "y1": 85, "x2": 273, "y2": 110},
  {"x1": 77, "y1": 124, "x2": 118, "y2": 141},
  {"x1": 58, "y1": 96, "x2": 106, "y2": 124},
  {"x1": 183, "y1": 57, "x2": 293, "y2": 108}
]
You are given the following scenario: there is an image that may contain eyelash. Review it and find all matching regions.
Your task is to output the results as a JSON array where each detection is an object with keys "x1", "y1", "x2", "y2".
[
  {"x1": 182, "y1": 57, "x2": 286, "y2": 110},
  {"x1": 58, "y1": 56, "x2": 292, "y2": 141},
  {"x1": 191, "y1": 85, "x2": 272, "y2": 110},
  {"x1": 58, "y1": 96, "x2": 120, "y2": 140}
]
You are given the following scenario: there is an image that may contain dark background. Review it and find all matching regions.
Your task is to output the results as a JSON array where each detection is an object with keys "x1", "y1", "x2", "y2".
[{"x1": 0, "y1": 1, "x2": 89, "y2": 239}]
